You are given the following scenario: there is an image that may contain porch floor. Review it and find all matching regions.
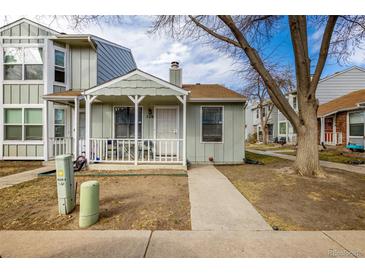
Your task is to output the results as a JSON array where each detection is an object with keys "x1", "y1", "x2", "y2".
[{"x1": 88, "y1": 163, "x2": 187, "y2": 171}]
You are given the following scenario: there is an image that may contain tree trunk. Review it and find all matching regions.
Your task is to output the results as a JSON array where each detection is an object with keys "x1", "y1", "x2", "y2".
[
  {"x1": 261, "y1": 122, "x2": 268, "y2": 144},
  {"x1": 294, "y1": 102, "x2": 321, "y2": 176}
]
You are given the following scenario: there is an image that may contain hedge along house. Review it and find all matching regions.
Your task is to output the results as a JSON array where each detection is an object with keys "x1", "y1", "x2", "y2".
[
  {"x1": 318, "y1": 89, "x2": 365, "y2": 148},
  {"x1": 0, "y1": 18, "x2": 136, "y2": 160},
  {"x1": 0, "y1": 18, "x2": 246, "y2": 166}
]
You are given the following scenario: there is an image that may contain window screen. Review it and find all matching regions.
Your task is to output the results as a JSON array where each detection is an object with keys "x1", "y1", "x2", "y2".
[
  {"x1": 201, "y1": 106, "x2": 223, "y2": 142},
  {"x1": 114, "y1": 107, "x2": 142, "y2": 138}
]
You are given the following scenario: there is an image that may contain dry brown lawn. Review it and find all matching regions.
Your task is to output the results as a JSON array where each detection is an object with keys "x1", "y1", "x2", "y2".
[
  {"x1": 0, "y1": 170, "x2": 191, "y2": 230},
  {"x1": 216, "y1": 152, "x2": 365, "y2": 231},
  {"x1": 0, "y1": 161, "x2": 43, "y2": 177}
]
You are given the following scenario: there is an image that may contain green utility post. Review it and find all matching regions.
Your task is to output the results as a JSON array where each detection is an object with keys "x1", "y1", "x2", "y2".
[
  {"x1": 55, "y1": 154, "x2": 76, "y2": 214},
  {"x1": 79, "y1": 180, "x2": 100, "y2": 228}
]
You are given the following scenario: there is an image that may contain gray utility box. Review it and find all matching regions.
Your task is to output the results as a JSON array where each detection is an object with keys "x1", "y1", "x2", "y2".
[{"x1": 55, "y1": 154, "x2": 76, "y2": 214}]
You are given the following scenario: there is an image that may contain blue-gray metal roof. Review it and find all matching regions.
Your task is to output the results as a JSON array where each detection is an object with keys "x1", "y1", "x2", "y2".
[{"x1": 92, "y1": 37, "x2": 137, "y2": 85}]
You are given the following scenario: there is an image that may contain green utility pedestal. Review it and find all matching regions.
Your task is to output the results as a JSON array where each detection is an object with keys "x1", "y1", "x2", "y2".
[
  {"x1": 79, "y1": 180, "x2": 100, "y2": 228},
  {"x1": 55, "y1": 154, "x2": 76, "y2": 214}
]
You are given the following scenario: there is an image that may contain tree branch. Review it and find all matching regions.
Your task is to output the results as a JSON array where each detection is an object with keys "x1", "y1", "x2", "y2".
[
  {"x1": 309, "y1": 16, "x2": 338, "y2": 96},
  {"x1": 217, "y1": 15, "x2": 301, "y2": 129},
  {"x1": 188, "y1": 16, "x2": 241, "y2": 47}
]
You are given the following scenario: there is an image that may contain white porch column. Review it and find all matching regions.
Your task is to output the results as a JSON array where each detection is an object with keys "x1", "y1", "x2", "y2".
[
  {"x1": 128, "y1": 95, "x2": 145, "y2": 165},
  {"x1": 74, "y1": 97, "x2": 79, "y2": 159},
  {"x1": 85, "y1": 96, "x2": 91, "y2": 162},
  {"x1": 182, "y1": 95, "x2": 187, "y2": 166},
  {"x1": 176, "y1": 95, "x2": 187, "y2": 166},
  {"x1": 320, "y1": 117, "x2": 325, "y2": 144},
  {"x1": 43, "y1": 100, "x2": 49, "y2": 161},
  {"x1": 134, "y1": 96, "x2": 138, "y2": 165},
  {"x1": 333, "y1": 114, "x2": 337, "y2": 145}
]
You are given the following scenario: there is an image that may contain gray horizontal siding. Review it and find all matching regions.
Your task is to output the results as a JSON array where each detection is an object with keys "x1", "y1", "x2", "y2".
[
  {"x1": 3, "y1": 84, "x2": 43, "y2": 104},
  {"x1": 317, "y1": 67, "x2": 365, "y2": 104},
  {"x1": 93, "y1": 39, "x2": 137, "y2": 85}
]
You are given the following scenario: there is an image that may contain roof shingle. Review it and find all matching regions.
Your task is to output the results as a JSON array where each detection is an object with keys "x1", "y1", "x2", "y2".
[
  {"x1": 183, "y1": 84, "x2": 246, "y2": 101},
  {"x1": 317, "y1": 89, "x2": 365, "y2": 117}
]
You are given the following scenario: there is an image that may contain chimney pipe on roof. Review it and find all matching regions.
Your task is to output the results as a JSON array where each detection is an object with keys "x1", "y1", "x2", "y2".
[{"x1": 169, "y1": 61, "x2": 182, "y2": 87}]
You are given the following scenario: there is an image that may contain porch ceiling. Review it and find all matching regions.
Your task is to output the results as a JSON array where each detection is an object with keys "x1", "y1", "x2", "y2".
[{"x1": 84, "y1": 69, "x2": 189, "y2": 97}]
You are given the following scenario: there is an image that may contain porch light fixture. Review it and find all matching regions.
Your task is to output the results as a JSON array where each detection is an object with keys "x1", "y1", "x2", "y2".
[{"x1": 147, "y1": 108, "x2": 154, "y2": 118}]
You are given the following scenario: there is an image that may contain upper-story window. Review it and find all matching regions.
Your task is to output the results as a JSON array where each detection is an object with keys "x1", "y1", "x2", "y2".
[
  {"x1": 256, "y1": 109, "x2": 259, "y2": 119},
  {"x1": 293, "y1": 96, "x2": 297, "y2": 109},
  {"x1": 54, "y1": 49, "x2": 65, "y2": 83},
  {"x1": 3, "y1": 47, "x2": 43, "y2": 80},
  {"x1": 262, "y1": 107, "x2": 266, "y2": 117}
]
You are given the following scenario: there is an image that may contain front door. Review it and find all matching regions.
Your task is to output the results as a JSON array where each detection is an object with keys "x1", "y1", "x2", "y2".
[{"x1": 155, "y1": 107, "x2": 178, "y2": 156}]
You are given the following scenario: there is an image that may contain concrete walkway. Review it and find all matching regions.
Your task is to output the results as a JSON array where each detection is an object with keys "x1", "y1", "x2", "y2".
[
  {"x1": 0, "y1": 165, "x2": 55, "y2": 189},
  {"x1": 0, "y1": 230, "x2": 364, "y2": 258},
  {"x1": 188, "y1": 165, "x2": 271, "y2": 231},
  {"x1": 247, "y1": 149, "x2": 365, "y2": 175}
]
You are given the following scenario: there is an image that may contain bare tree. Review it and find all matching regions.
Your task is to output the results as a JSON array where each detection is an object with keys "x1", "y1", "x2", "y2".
[
  {"x1": 52, "y1": 15, "x2": 365, "y2": 176},
  {"x1": 150, "y1": 15, "x2": 365, "y2": 176},
  {"x1": 243, "y1": 65, "x2": 294, "y2": 144}
]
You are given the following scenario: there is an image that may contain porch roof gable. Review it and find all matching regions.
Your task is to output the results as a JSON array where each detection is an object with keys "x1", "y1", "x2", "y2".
[{"x1": 83, "y1": 69, "x2": 189, "y2": 97}]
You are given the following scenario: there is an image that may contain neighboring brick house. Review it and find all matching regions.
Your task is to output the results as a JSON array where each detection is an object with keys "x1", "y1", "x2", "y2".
[{"x1": 317, "y1": 89, "x2": 365, "y2": 147}]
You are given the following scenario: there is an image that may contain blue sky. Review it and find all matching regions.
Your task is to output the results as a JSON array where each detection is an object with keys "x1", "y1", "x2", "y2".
[{"x1": 1, "y1": 15, "x2": 364, "y2": 91}]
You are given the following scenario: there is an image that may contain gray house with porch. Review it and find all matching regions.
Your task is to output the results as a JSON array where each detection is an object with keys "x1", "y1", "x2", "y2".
[{"x1": 0, "y1": 18, "x2": 246, "y2": 167}]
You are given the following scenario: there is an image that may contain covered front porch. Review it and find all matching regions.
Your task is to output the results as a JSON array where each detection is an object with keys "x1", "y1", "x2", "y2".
[
  {"x1": 319, "y1": 115, "x2": 343, "y2": 146},
  {"x1": 45, "y1": 70, "x2": 189, "y2": 166}
]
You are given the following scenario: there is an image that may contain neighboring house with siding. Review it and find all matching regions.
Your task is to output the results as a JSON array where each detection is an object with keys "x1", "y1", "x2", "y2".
[
  {"x1": 247, "y1": 66, "x2": 365, "y2": 145},
  {"x1": 0, "y1": 18, "x2": 246, "y2": 165},
  {"x1": 246, "y1": 92, "x2": 296, "y2": 144},
  {"x1": 318, "y1": 89, "x2": 365, "y2": 148}
]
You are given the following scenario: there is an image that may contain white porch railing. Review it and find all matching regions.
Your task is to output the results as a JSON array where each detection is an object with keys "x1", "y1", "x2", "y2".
[
  {"x1": 324, "y1": 131, "x2": 343, "y2": 145},
  {"x1": 49, "y1": 137, "x2": 86, "y2": 159},
  {"x1": 50, "y1": 137, "x2": 73, "y2": 158},
  {"x1": 89, "y1": 138, "x2": 183, "y2": 163}
]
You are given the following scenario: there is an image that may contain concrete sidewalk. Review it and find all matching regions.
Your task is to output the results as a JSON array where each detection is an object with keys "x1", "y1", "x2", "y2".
[
  {"x1": 0, "y1": 230, "x2": 364, "y2": 258},
  {"x1": 0, "y1": 165, "x2": 55, "y2": 190},
  {"x1": 188, "y1": 165, "x2": 271, "y2": 231},
  {"x1": 247, "y1": 149, "x2": 365, "y2": 175}
]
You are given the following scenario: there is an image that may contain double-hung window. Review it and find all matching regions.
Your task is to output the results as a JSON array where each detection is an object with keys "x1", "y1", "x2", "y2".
[
  {"x1": 279, "y1": 122, "x2": 287, "y2": 135},
  {"x1": 54, "y1": 109, "x2": 65, "y2": 138},
  {"x1": 4, "y1": 108, "x2": 43, "y2": 140},
  {"x1": 201, "y1": 106, "x2": 223, "y2": 143},
  {"x1": 349, "y1": 112, "x2": 364, "y2": 137},
  {"x1": 3, "y1": 47, "x2": 43, "y2": 80},
  {"x1": 54, "y1": 50, "x2": 65, "y2": 83},
  {"x1": 114, "y1": 107, "x2": 142, "y2": 138}
]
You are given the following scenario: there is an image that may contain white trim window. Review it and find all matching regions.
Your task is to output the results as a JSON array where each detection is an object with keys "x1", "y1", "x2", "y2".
[
  {"x1": 54, "y1": 109, "x2": 65, "y2": 138},
  {"x1": 114, "y1": 107, "x2": 142, "y2": 138},
  {"x1": 4, "y1": 108, "x2": 43, "y2": 140},
  {"x1": 279, "y1": 121, "x2": 287, "y2": 135},
  {"x1": 349, "y1": 111, "x2": 364, "y2": 137},
  {"x1": 54, "y1": 49, "x2": 66, "y2": 84},
  {"x1": 201, "y1": 106, "x2": 224, "y2": 143},
  {"x1": 3, "y1": 47, "x2": 43, "y2": 80}
]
